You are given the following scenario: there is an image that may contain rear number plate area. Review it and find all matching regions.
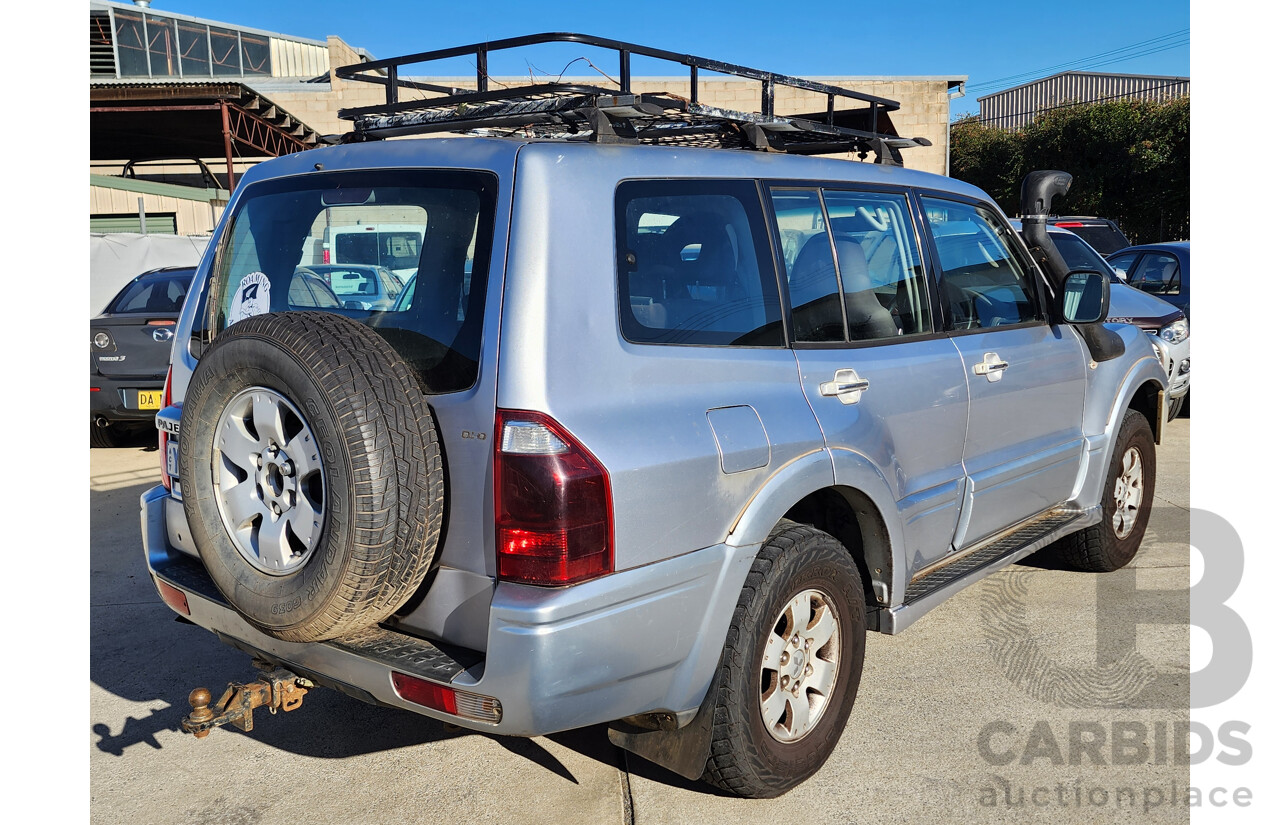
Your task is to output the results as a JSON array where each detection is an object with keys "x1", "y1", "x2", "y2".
[
  {"x1": 135, "y1": 389, "x2": 163, "y2": 410},
  {"x1": 166, "y1": 439, "x2": 180, "y2": 479}
]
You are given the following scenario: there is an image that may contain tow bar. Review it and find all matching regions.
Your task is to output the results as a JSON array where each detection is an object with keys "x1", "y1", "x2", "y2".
[{"x1": 181, "y1": 659, "x2": 315, "y2": 738}]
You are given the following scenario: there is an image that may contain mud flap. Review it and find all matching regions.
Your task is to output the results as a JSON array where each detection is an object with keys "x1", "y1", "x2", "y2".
[{"x1": 606, "y1": 669, "x2": 722, "y2": 780}]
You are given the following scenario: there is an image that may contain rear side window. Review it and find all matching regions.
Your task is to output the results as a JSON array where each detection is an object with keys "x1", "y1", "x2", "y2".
[
  {"x1": 616, "y1": 180, "x2": 783, "y2": 346},
  {"x1": 769, "y1": 187, "x2": 932, "y2": 343},
  {"x1": 205, "y1": 169, "x2": 496, "y2": 394},
  {"x1": 922, "y1": 197, "x2": 1039, "y2": 330}
]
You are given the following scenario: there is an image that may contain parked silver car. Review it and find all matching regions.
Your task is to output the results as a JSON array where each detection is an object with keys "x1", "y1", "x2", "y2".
[{"x1": 142, "y1": 35, "x2": 1167, "y2": 800}]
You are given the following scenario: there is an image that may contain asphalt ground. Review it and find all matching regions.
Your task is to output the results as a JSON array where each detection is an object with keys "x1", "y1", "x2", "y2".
[{"x1": 90, "y1": 418, "x2": 1190, "y2": 824}]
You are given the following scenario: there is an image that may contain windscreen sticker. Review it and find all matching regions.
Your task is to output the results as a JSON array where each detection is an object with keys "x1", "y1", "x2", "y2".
[{"x1": 228, "y1": 272, "x2": 271, "y2": 325}]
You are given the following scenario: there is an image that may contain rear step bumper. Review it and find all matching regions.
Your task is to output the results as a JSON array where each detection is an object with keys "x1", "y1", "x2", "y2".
[{"x1": 142, "y1": 485, "x2": 758, "y2": 737}]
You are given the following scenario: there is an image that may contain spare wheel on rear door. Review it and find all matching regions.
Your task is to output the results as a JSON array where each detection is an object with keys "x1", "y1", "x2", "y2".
[{"x1": 178, "y1": 311, "x2": 444, "y2": 643}]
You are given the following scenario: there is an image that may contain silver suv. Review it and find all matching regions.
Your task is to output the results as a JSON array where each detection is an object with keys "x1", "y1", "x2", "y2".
[{"x1": 142, "y1": 35, "x2": 1168, "y2": 799}]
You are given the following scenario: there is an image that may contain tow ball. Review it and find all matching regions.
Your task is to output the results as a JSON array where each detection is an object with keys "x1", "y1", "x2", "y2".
[{"x1": 181, "y1": 659, "x2": 315, "y2": 738}]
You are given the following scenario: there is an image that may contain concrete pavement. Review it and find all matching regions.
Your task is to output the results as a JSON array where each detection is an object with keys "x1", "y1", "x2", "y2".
[{"x1": 90, "y1": 419, "x2": 1190, "y2": 824}]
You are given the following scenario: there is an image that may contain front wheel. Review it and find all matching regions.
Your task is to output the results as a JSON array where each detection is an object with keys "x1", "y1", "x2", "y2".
[
  {"x1": 701, "y1": 521, "x2": 866, "y2": 798},
  {"x1": 1054, "y1": 409, "x2": 1156, "y2": 572}
]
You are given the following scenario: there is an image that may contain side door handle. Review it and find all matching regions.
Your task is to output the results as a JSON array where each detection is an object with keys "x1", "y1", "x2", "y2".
[
  {"x1": 819, "y1": 368, "x2": 870, "y2": 405},
  {"x1": 973, "y1": 352, "x2": 1010, "y2": 382}
]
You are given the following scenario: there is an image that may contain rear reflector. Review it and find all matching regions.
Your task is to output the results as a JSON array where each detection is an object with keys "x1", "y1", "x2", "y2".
[
  {"x1": 391, "y1": 672, "x2": 502, "y2": 724},
  {"x1": 156, "y1": 579, "x2": 190, "y2": 615}
]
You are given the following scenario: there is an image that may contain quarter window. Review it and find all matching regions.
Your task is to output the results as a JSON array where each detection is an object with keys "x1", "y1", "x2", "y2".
[
  {"x1": 616, "y1": 180, "x2": 783, "y2": 346},
  {"x1": 921, "y1": 197, "x2": 1039, "y2": 329}
]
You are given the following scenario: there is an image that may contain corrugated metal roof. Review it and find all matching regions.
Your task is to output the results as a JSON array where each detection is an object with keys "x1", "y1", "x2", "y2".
[
  {"x1": 976, "y1": 70, "x2": 1190, "y2": 103},
  {"x1": 975, "y1": 71, "x2": 1189, "y2": 131}
]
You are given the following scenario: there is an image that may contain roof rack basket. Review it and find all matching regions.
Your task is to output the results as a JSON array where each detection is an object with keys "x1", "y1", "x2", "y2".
[{"x1": 334, "y1": 33, "x2": 930, "y2": 164}]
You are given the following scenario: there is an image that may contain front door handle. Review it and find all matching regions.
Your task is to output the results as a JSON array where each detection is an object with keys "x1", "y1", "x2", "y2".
[
  {"x1": 819, "y1": 368, "x2": 870, "y2": 405},
  {"x1": 973, "y1": 352, "x2": 1010, "y2": 382}
]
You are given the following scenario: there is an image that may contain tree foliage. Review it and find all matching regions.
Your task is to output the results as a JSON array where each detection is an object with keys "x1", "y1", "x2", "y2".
[{"x1": 950, "y1": 97, "x2": 1189, "y2": 244}]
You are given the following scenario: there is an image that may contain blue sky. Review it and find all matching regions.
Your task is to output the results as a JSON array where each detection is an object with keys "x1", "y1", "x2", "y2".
[{"x1": 153, "y1": 0, "x2": 1190, "y2": 120}]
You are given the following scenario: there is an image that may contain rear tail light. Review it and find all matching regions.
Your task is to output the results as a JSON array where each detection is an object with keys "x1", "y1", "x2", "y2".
[
  {"x1": 159, "y1": 367, "x2": 173, "y2": 491},
  {"x1": 1053, "y1": 221, "x2": 1085, "y2": 228},
  {"x1": 322, "y1": 248, "x2": 331, "y2": 264},
  {"x1": 494, "y1": 410, "x2": 613, "y2": 585}
]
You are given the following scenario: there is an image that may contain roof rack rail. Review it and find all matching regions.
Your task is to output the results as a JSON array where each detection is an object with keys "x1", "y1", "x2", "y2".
[{"x1": 334, "y1": 33, "x2": 930, "y2": 164}]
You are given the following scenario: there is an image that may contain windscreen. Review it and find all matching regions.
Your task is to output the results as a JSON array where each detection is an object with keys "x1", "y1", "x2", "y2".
[{"x1": 203, "y1": 169, "x2": 497, "y2": 393}]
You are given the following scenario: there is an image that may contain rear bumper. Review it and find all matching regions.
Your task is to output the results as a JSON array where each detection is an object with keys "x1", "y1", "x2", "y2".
[
  {"x1": 142, "y1": 485, "x2": 755, "y2": 736},
  {"x1": 91, "y1": 372, "x2": 164, "y2": 423}
]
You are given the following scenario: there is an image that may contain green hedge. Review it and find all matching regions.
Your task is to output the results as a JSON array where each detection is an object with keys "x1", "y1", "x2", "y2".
[{"x1": 950, "y1": 97, "x2": 1189, "y2": 244}]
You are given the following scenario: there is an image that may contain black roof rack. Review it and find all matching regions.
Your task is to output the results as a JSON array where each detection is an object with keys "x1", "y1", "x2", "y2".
[{"x1": 334, "y1": 33, "x2": 930, "y2": 164}]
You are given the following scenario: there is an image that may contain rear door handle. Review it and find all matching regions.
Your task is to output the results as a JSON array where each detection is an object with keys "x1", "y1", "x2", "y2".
[
  {"x1": 819, "y1": 368, "x2": 870, "y2": 405},
  {"x1": 973, "y1": 352, "x2": 1009, "y2": 382}
]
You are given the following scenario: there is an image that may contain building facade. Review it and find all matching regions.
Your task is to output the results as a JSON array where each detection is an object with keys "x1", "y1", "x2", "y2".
[
  {"x1": 90, "y1": 1, "x2": 964, "y2": 237},
  {"x1": 976, "y1": 71, "x2": 1190, "y2": 131}
]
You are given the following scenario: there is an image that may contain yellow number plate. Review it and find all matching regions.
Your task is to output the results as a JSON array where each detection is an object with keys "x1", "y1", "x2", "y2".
[{"x1": 137, "y1": 390, "x2": 163, "y2": 410}]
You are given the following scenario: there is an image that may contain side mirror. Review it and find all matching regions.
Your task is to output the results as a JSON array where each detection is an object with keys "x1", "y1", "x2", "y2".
[{"x1": 1058, "y1": 269, "x2": 1110, "y2": 324}]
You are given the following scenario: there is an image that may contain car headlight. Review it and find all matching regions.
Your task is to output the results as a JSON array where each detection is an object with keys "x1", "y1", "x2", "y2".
[{"x1": 1159, "y1": 317, "x2": 1189, "y2": 345}]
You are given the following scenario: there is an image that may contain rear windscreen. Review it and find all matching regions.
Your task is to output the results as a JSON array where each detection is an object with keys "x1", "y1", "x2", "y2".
[
  {"x1": 203, "y1": 169, "x2": 496, "y2": 393},
  {"x1": 1060, "y1": 224, "x2": 1129, "y2": 255}
]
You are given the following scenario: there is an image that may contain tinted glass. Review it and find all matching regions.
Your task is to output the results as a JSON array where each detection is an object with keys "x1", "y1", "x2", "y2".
[
  {"x1": 770, "y1": 189, "x2": 844, "y2": 342},
  {"x1": 1107, "y1": 252, "x2": 1139, "y2": 279},
  {"x1": 1047, "y1": 230, "x2": 1111, "y2": 272},
  {"x1": 207, "y1": 170, "x2": 496, "y2": 393},
  {"x1": 113, "y1": 10, "x2": 149, "y2": 77},
  {"x1": 1130, "y1": 253, "x2": 1181, "y2": 295},
  {"x1": 210, "y1": 27, "x2": 241, "y2": 75},
  {"x1": 146, "y1": 15, "x2": 178, "y2": 77},
  {"x1": 1060, "y1": 223, "x2": 1129, "y2": 255},
  {"x1": 616, "y1": 180, "x2": 783, "y2": 346},
  {"x1": 111, "y1": 273, "x2": 192, "y2": 314},
  {"x1": 177, "y1": 21, "x2": 211, "y2": 76},
  {"x1": 922, "y1": 198, "x2": 1038, "y2": 329},
  {"x1": 824, "y1": 190, "x2": 931, "y2": 337}
]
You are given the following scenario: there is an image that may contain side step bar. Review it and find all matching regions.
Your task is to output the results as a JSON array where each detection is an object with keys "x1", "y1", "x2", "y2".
[{"x1": 878, "y1": 506, "x2": 1099, "y2": 635}]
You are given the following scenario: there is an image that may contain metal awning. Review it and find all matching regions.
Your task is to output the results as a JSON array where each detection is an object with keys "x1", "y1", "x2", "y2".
[{"x1": 90, "y1": 80, "x2": 324, "y2": 190}]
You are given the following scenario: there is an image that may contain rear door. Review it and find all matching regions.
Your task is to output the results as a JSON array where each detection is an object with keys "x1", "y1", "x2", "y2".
[
  {"x1": 919, "y1": 195, "x2": 1088, "y2": 549},
  {"x1": 768, "y1": 185, "x2": 969, "y2": 575}
]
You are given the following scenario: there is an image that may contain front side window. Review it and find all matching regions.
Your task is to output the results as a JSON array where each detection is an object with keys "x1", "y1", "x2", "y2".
[
  {"x1": 616, "y1": 180, "x2": 783, "y2": 346},
  {"x1": 922, "y1": 197, "x2": 1039, "y2": 330},
  {"x1": 1130, "y1": 253, "x2": 1181, "y2": 295},
  {"x1": 1107, "y1": 252, "x2": 1140, "y2": 279},
  {"x1": 206, "y1": 170, "x2": 496, "y2": 393}
]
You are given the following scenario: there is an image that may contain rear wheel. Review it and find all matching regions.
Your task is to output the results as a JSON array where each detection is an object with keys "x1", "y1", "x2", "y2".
[
  {"x1": 179, "y1": 311, "x2": 444, "y2": 642},
  {"x1": 701, "y1": 521, "x2": 866, "y2": 798},
  {"x1": 90, "y1": 423, "x2": 122, "y2": 448}
]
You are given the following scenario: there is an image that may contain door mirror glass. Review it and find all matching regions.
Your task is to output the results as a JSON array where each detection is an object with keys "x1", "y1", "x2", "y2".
[{"x1": 1060, "y1": 269, "x2": 1109, "y2": 324}]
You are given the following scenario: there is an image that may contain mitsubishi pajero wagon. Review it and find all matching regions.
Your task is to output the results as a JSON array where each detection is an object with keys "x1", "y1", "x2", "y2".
[{"x1": 142, "y1": 34, "x2": 1169, "y2": 798}]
